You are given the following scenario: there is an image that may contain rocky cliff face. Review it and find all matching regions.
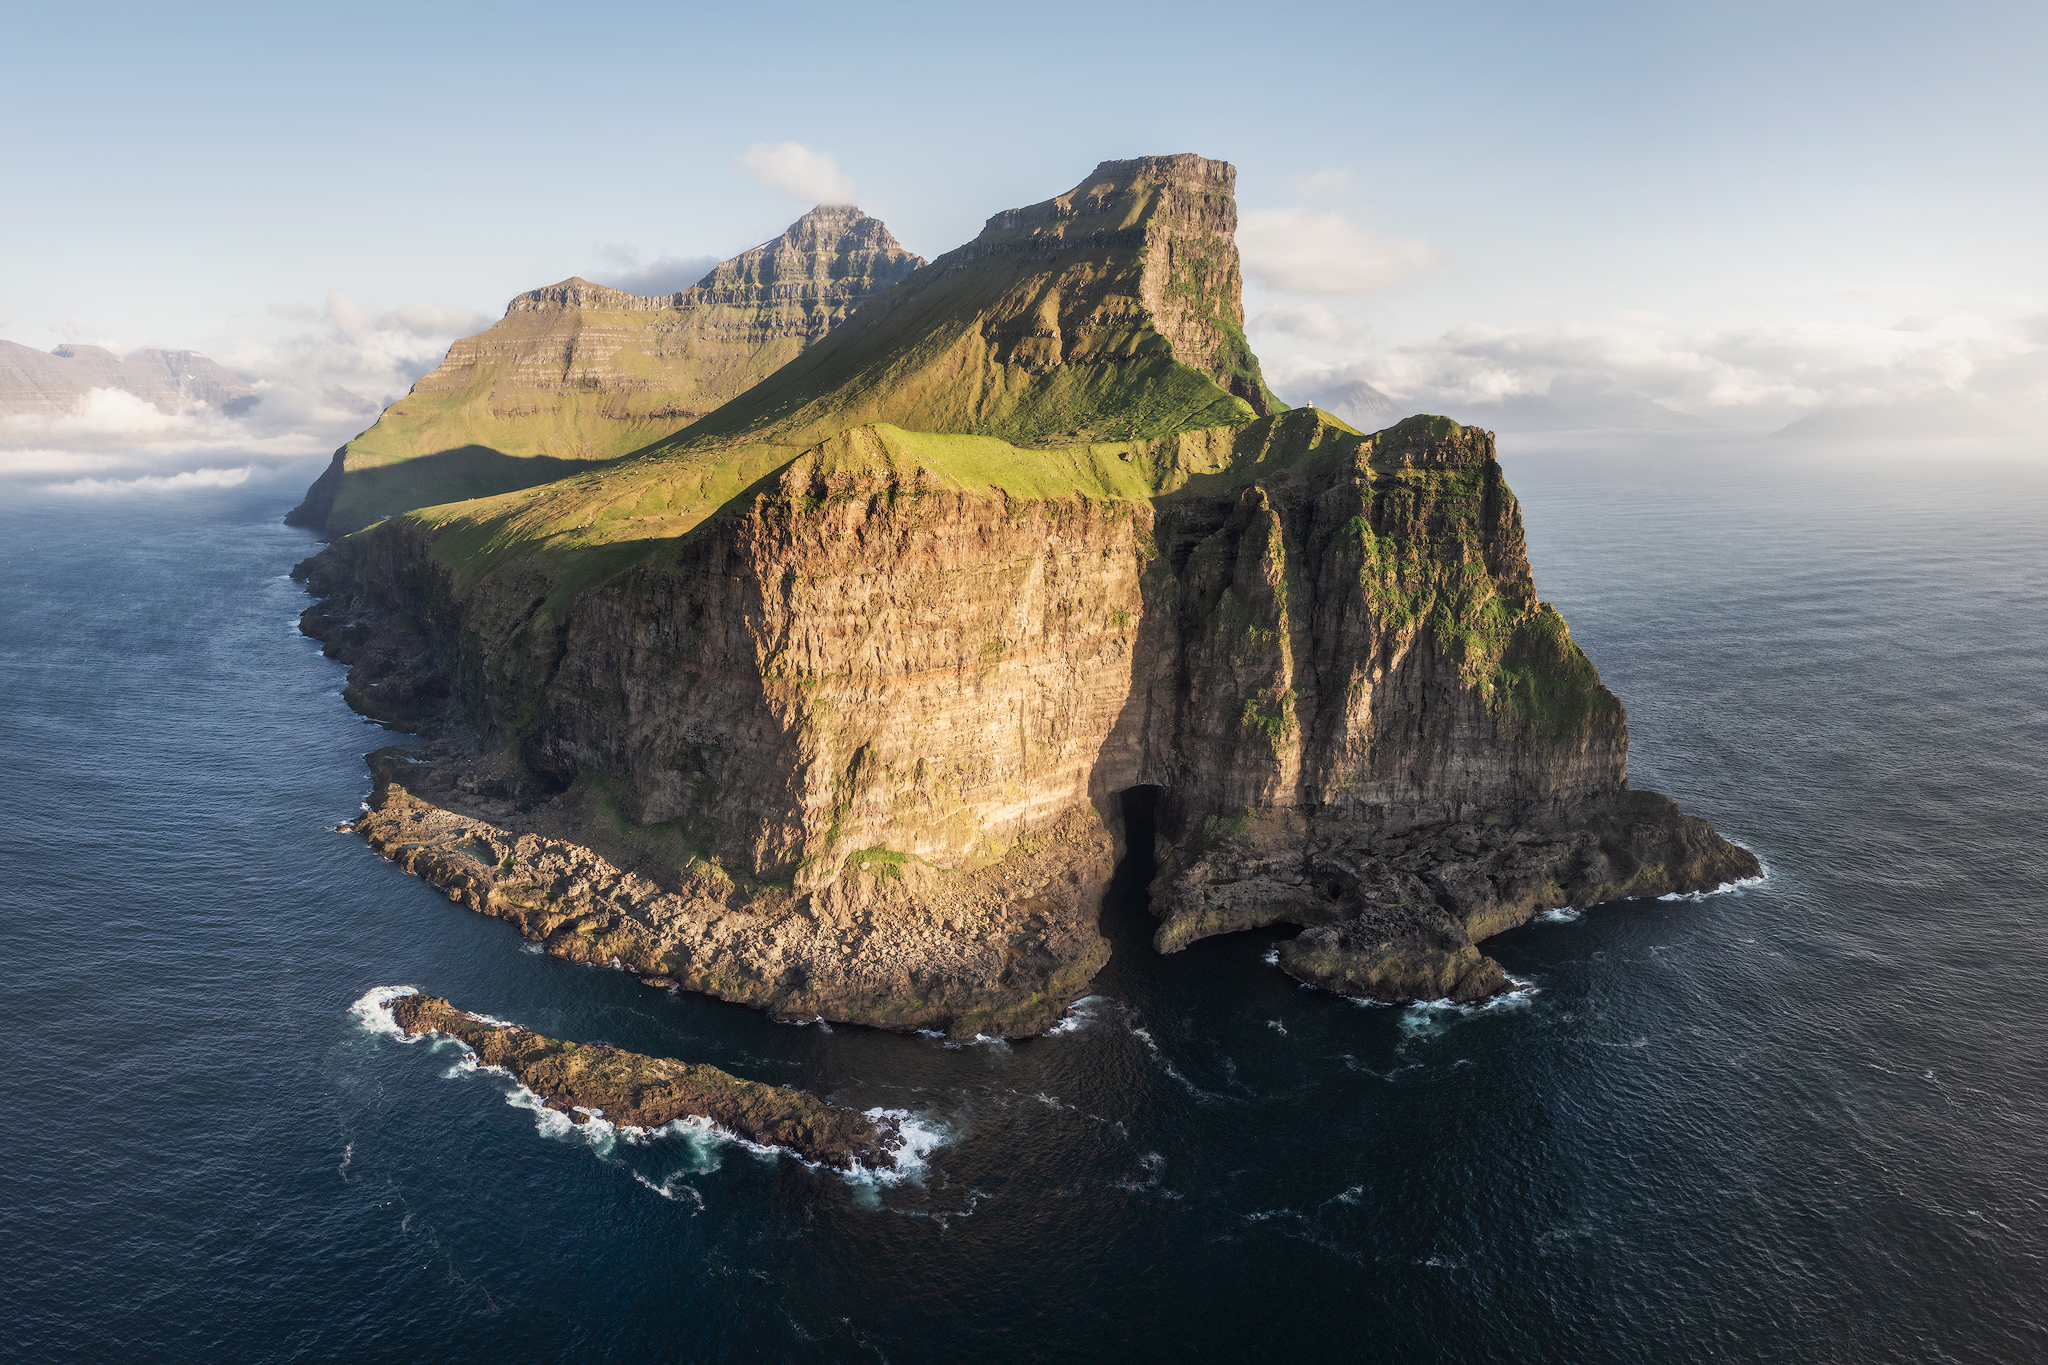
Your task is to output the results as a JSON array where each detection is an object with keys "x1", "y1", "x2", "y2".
[
  {"x1": 297, "y1": 154, "x2": 1756, "y2": 1036},
  {"x1": 0, "y1": 340, "x2": 253, "y2": 417},
  {"x1": 291, "y1": 207, "x2": 923, "y2": 537}
]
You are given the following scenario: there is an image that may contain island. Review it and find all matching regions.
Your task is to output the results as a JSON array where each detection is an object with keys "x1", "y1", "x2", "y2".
[{"x1": 299, "y1": 153, "x2": 1759, "y2": 1037}]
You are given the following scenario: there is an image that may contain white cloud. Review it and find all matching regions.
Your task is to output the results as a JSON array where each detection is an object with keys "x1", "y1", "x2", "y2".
[
  {"x1": 1293, "y1": 169, "x2": 1351, "y2": 196},
  {"x1": 1239, "y1": 207, "x2": 1436, "y2": 295},
  {"x1": 590, "y1": 249, "x2": 723, "y2": 297},
  {"x1": 737, "y1": 142, "x2": 856, "y2": 205},
  {"x1": 0, "y1": 292, "x2": 494, "y2": 488},
  {"x1": 1, "y1": 387, "x2": 196, "y2": 443},
  {"x1": 49, "y1": 317, "x2": 106, "y2": 343},
  {"x1": 44, "y1": 466, "x2": 251, "y2": 494},
  {"x1": 1264, "y1": 303, "x2": 2048, "y2": 432},
  {"x1": 1251, "y1": 302, "x2": 1371, "y2": 347}
]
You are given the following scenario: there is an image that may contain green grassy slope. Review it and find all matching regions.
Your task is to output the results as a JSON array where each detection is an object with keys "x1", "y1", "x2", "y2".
[
  {"x1": 302, "y1": 207, "x2": 923, "y2": 536},
  {"x1": 640, "y1": 154, "x2": 1278, "y2": 456}
]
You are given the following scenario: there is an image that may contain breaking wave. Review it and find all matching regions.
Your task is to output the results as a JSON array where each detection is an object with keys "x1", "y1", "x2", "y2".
[
  {"x1": 1658, "y1": 871, "x2": 1768, "y2": 902},
  {"x1": 348, "y1": 985, "x2": 419, "y2": 1039},
  {"x1": 1396, "y1": 978, "x2": 1540, "y2": 1040},
  {"x1": 1043, "y1": 995, "x2": 1106, "y2": 1036}
]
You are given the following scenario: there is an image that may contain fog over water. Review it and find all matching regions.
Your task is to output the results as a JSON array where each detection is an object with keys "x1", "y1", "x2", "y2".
[{"x1": 2, "y1": 435, "x2": 2043, "y2": 1362}]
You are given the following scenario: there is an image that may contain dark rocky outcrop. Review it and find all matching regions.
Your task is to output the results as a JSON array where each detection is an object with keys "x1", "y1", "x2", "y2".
[
  {"x1": 384, "y1": 993, "x2": 901, "y2": 1169},
  {"x1": 283, "y1": 447, "x2": 345, "y2": 529}
]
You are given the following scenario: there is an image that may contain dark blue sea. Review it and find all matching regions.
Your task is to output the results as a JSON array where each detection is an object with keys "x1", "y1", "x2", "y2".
[{"x1": 3, "y1": 439, "x2": 2044, "y2": 1363}]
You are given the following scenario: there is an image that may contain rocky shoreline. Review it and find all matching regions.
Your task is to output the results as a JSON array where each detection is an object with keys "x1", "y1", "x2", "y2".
[
  {"x1": 383, "y1": 992, "x2": 901, "y2": 1170},
  {"x1": 345, "y1": 742, "x2": 1109, "y2": 1039},
  {"x1": 1146, "y1": 795, "x2": 1761, "y2": 1003}
]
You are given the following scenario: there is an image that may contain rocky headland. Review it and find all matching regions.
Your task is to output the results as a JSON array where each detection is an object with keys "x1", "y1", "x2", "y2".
[
  {"x1": 383, "y1": 992, "x2": 901, "y2": 1169},
  {"x1": 298, "y1": 154, "x2": 1757, "y2": 1036}
]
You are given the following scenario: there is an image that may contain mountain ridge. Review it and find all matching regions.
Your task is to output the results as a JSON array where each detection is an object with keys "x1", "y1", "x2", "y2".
[
  {"x1": 287, "y1": 206, "x2": 924, "y2": 536},
  {"x1": 0, "y1": 339, "x2": 254, "y2": 418}
]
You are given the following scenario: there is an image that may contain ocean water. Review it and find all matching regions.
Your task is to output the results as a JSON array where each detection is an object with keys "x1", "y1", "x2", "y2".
[{"x1": 2, "y1": 440, "x2": 2044, "y2": 1363}]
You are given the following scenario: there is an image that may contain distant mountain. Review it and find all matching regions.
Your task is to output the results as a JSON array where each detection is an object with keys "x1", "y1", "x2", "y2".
[
  {"x1": 1770, "y1": 397, "x2": 2016, "y2": 441},
  {"x1": 1288, "y1": 378, "x2": 1403, "y2": 430},
  {"x1": 1436, "y1": 388, "x2": 1704, "y2": 433},
  {"x1": 290, "y1": 206, "x2": 924, "y2": 536},
  {"x1": 0, "y1": 341, "x2": 254, "y2": 417}
]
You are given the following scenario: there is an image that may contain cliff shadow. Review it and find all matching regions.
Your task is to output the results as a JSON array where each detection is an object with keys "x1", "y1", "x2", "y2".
[
  {"x1": 1099, "y1": 785, "x2": 1166, "y2": 951},
  {"x1": 329, "y1": 446, "x2": 618, "y2": 534}
]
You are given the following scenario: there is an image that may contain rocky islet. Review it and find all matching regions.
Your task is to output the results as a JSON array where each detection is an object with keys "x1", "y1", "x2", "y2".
[{"x1": 382, "y1": 991, "x2": 903, "y2": 1170}]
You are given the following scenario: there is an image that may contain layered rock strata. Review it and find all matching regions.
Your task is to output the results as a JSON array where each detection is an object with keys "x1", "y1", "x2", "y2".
[
  {"x1": 347, "y1": 743, "x2": 1109, "y2": 1038},
  {"x1": 384, "y1": 992, "x2": 900, "y2": 1169}
]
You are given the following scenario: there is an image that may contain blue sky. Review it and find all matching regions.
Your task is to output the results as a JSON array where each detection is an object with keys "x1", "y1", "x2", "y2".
[{"x1": 3, "y1": 0, "x2": 2042, "y2": 471}]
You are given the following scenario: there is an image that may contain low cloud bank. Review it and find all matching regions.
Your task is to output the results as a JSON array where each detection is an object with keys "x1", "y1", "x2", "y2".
[
  {"x1": 44, "y1": 465, "x2": 252, "y2": 494},
  {"x1": 0, "y1": 291, "x2": 491, "y2": 486},
  {"x1": 1239, "y1": 207, "x2": 1437, "y2": 295},
  {"x1": 589, "y1": 250, "x2": 723, "y2": 298},
  {"x1": 1260, "y1": 305, "x2": 2048, "y2": 435}
]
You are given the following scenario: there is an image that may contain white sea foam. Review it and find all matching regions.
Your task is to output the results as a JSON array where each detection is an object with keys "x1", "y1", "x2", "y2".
[
  {"x1": 1396, "y1": 978, "x2": 1540, "y2": 1038},
  {"x1": 1261, "y1": 946, "x2": 1280, "y2": 965},
  {"x1": 1125, "y1": 1022, "x2": 1215, "y2": 1100},
  {"x1": 348, "y1": 985, "x2": 419, "y2": 1039},
  {"x1": 504, "y1": 1084, "x2": 619, "y2": 1151},
  {"x1": 630, "y1": 1171, "x2": 705, "y2": 1210},
  {"x1": 1658, "y1": 873, "x2": 1768, "y2": 903},
  {"x1": 1266, "y1": 1019, "x2": 1289, "y2": 1036},
  {"x1": 942, "y1": 1032, "x2": 1011, "y2": 1051},
  {"x1": 1537, "y1": 906, "x2": 1582, "y2": 923},
  {"x1": 1043, "y1": 995, "x2": 1105, "y2": 1036},
  {"x1": 632, "y1": 1106, "x2": 951, "y2": 1187},
  {"x1": 629, "y1": 1116, "x2": 731, "y2": 1173},
  {"x1": 860, "y1": 1108, "x2": 950, "y2": 1181}
]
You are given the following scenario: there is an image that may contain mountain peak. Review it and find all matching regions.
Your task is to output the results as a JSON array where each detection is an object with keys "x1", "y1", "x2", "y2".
[
  {"x1": 686, "y1": 206, "x2": 920, "y2": 306},
  {"x1": 661, "y1": 152, "x2": 1273, "y2": 451}
]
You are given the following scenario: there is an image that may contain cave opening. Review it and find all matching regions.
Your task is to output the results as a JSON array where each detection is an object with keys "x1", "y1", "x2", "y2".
[
  {"x1": 1115, "y1": 785, "x2": 1164, "y2": 890},
  {"x1": 1097, "y1": 785, "x2": 1168, "y2": 958}
]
